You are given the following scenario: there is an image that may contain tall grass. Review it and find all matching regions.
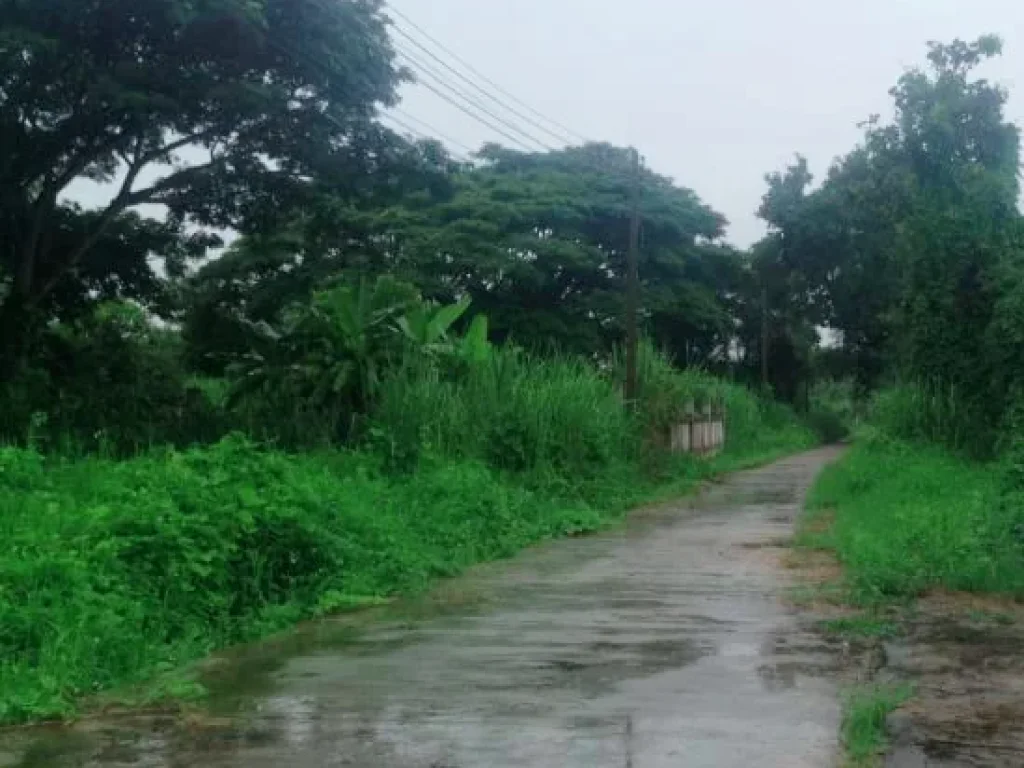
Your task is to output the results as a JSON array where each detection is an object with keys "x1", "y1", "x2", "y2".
[
  {"x1": 373, "y1": 348, "x2": 634, "y2": 477},
  {"x1": 872, "y1": 381, "x2": 995, "y2": 458},
  {"x1": 374, "y1": 344, "x2": 815, "y2": 480}
]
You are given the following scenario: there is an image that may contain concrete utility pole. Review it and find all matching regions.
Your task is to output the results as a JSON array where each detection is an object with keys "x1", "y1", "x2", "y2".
[{"x1": 625, "y1": 147, "x2": 641, "y2": 403}]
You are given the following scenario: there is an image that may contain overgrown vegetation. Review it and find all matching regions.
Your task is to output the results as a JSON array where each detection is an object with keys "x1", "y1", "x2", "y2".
[
  {"x1": 0, "y1": 356, "x2": 812, "y2": 724},
  {"x1": 804, "y1": 435, "x2": 1024, "y2": 603}
]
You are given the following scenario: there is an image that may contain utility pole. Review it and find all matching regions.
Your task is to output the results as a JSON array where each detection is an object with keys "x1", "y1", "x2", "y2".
[
  {"x1": 625, "y1": 147, "x2": 641, "y2": 403},
  {"x1": 760, "y1": 283, "x2": 769, "y2": 391}
]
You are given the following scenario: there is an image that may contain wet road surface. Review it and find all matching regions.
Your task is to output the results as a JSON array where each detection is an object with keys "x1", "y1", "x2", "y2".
[{"x1": 2, "y1": 448, "x2": 844, "y2": 768}]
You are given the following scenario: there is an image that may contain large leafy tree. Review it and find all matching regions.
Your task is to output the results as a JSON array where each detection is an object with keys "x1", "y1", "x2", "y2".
[
  {"x1": 0, "y1": 0, "x2": 405, "y2": 368},
  {"x1": 181, "y1": 138, "x2": 459, "y2": 372},
  {"x1": 756, "y1": 36, "x2": 1022, "y2": 416},
  {"x1": 407, "y1": 144, "x2": 738, "y2": 360}
]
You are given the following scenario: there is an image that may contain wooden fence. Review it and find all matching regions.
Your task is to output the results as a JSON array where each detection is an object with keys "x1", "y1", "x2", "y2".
[{"x1": 668, "y1": 403, "x2": 726, "y2": 457}]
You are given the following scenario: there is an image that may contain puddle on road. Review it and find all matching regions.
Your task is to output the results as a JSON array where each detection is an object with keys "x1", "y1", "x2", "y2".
[{"x1": 0, "y1": 449, "x2": 845, "y2": 768}]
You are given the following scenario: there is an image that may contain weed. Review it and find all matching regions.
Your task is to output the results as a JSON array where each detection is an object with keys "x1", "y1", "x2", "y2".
[{"x1": 841, "y1": 684, "x2": 914, "y2": 766}]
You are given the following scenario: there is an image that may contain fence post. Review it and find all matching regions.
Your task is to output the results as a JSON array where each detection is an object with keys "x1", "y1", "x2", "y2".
[{"x1": 701, "y1": 403, "x2": 712, "y2": 455}]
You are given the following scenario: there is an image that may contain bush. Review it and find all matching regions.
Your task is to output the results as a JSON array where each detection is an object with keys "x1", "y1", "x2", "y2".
[
  {"x1": 0, "y1": 304, "x2": 224, "y2": 454},
  {"x1": 806, "y1": 407, "x2": 848, "y2": 444},
  {"x1": 0, "y1": 437, "x2": 612, "y2": 723}
]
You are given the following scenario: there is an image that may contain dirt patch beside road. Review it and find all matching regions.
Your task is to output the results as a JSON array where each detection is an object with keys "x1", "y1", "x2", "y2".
[{"x1": 789, "y1": 524, "x2": 1024, "y2": 767}]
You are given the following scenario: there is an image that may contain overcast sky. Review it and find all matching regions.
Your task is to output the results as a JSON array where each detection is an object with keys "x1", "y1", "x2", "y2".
[{"x1": 388, "y1": 0, "x2": 1024, "y2": 247}]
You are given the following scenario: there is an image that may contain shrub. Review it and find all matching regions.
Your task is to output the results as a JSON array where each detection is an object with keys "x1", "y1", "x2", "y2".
[
  {"x1": 0, "y1": 436, "x2": 619, "y2": 723},
  {"x1": 0, "y1": 303, "x2": 224, "y2": 454}
]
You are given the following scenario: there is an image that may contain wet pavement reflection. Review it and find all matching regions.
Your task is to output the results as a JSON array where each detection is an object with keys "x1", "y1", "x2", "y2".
[{"x1": 1, "y1": 448, "x2": 844, "y2": 768}]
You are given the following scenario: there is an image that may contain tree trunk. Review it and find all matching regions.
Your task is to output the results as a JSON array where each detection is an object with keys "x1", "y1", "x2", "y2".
[{"x1": 0, "y1": 292, "x2": 40, "y2": 382}]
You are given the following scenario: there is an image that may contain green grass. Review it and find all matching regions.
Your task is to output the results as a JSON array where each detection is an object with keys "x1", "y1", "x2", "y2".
[
  {"x1": 841, "y1": 683, "x2": 914, "y2": 766},
  {"x1": 805, "y1": 436, "x2": 1024, "y2": 603}
]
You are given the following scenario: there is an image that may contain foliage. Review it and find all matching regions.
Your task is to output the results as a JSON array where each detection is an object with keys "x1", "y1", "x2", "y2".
[
  {"x1": 372, "y1": 348, "x2": 635, "y2": 476},
  {"x1": 0, "y1": 0, "x2": 407, "y2": 369},
  {"x1": 0, "y1": 302, "x2": 222, "y2": 454},
  {"x1": 0, "y1": 436, "x2": 600, "y2": 723},
  {"x1": 224, "y1": 278, "x2": 489, "y2": 447},
  {"x1": 871, "y1": 382, "x2": 984, "y2": 456},
  {"x1": 226, "y1": 277, "x2": 417, "y2": 440},
  {"x1": 805, "y1": 438, "x2": 1024, "y2": 601},
  {"x1": 186, "y1": 143, "x2": 743, "y2": 366},
  {"x1": 755, "y1": 36, "x2": 1024, "y2": 442},
  {"x1": 804, "y1": 378, "x2": 856, "y2": 444}
]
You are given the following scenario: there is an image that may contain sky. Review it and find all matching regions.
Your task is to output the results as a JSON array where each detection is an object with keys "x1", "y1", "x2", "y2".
[{"x1": 387, "y1": 0, "x2": 1024, "y2": 247}]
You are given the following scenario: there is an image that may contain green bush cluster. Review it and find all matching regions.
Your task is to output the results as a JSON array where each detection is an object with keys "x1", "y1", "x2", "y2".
[
  {"x1": 0, "y1": 436, "x2": 616, "y2": 723},
  {"x1": 1, "y1": 305, "x2": 224, "y2": 455}
]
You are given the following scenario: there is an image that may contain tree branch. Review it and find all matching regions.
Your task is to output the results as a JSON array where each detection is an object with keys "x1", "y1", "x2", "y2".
[
  {"x1": 24, "y1": 130, "x2": 223, "y2": 305},
  {"x1": 137, "y1": 128, "x2": 221, "y2": 167},
  {"x1": 30, "y1": 151, "x2": 148, "y2": 306}
]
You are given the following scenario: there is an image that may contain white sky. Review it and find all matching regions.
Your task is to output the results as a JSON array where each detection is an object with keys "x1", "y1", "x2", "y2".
[{"x1": 388, "y1": 0, "x2": 1024, "y2": 247}]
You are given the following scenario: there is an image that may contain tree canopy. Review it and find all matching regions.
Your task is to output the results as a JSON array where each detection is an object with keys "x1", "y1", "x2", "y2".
[{"x1": 1, "y1": 0, "x2": 405, "y2": 365}]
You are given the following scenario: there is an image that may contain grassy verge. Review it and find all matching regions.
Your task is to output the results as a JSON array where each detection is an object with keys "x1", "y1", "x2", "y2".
[
  {"x1": 798, "y1": 433, "x2": 1024, "y2": 764},
  {"x1": 802, "y1": 436, "x2": 1024, "y2": 603},
  {"x1": 0, "y1": 399, "x2": 814, "y2": 725}
]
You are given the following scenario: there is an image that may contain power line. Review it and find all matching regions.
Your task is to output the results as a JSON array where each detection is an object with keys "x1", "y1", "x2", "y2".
[
  {"x1": 398, "y1": 61, "x2": 543, "y2": 152},
  {"x1": 324, "y1": 0, "x2": 554, "y2": 153},
  {"x1": 391, "y1": 107, "x2": 476, "y2": 156},
  {"x1": 381, "y1": 112, "x2": 472, "y2": 163},
  {"x1": 389, "y1": 20, "x2": 576, "y2": 147},
  {"x1": 259, "y1": 22, "x2": 472, "y2": 164},
  {"x1": 386, "y1": 4, "x2": 591, "y2": 145},
  {"x1": 396, "y1": 45, "x2": 553, "y2": 152}
]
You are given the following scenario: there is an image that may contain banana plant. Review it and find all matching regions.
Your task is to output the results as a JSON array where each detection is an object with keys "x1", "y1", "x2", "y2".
[
  {"x1": 227, "y1": 277, "x2": 416, "y2": 414},
  {"x1": 394, "y1": 297, "x2": 471, "y2": 354}
]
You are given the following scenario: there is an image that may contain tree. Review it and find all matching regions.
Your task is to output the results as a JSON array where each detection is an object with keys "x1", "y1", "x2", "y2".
[
  {"x1": 755, "y1": 36, "x2": 1023, "y2": 445},
  {"x1": 0, "y1": 0, "x2": 405, "y2": 369}
]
